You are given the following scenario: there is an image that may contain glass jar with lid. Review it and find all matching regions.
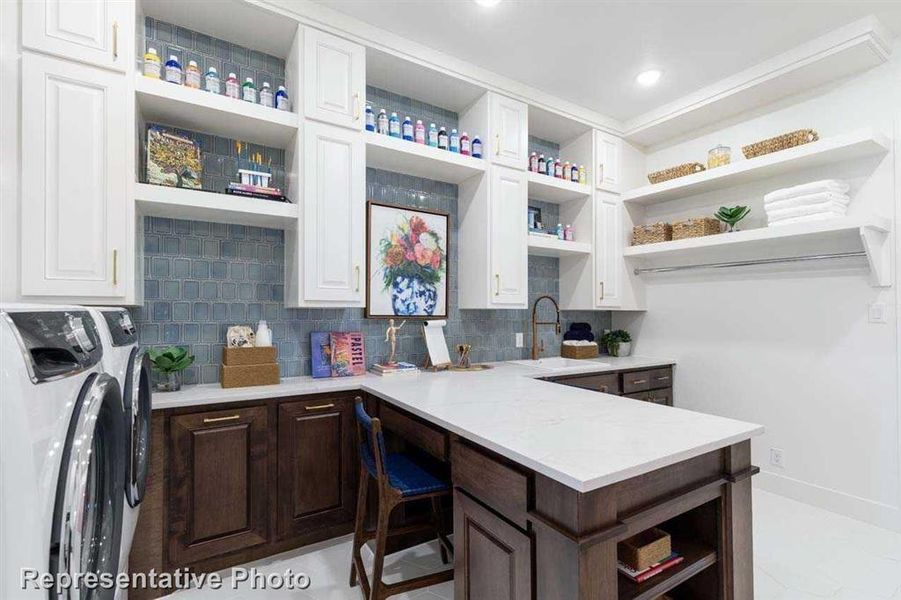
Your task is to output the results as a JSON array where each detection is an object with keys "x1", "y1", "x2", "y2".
[{"x1": 708, "y1": 144, "x2": 731, "y2": 169}]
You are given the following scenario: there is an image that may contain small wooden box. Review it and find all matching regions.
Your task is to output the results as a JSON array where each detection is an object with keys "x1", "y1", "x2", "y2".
[
  {"x1": 617, "y1": 527, "x2": 671, "y2": 571},
  {"x1": 560, "y1": 343, "x2": 599, "y2": 359},
  {"x1": 220, "y1": 363, "x2": 280, "y2": 388},
  {"x1": 222, "y1": 346, "x2": 278, "y2": 366}
]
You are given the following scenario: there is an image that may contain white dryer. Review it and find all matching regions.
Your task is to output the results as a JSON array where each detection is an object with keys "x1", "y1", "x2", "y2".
[
  {"x1": 87, "y1": 307, "x2": 152, "y2": 583},
  {"x1": 1, "y1": 305, "x2": 126, "y2": 600}
]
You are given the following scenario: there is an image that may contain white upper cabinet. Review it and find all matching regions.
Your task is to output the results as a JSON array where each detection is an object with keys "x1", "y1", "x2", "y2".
[
  {"x1": 298, "y1": 121, "x2": 366, "y2": 305},
  {"x1": 21, "y1": 54, "x2": 129, "y2": 299},
  {"x1": 303, "y1": 27, "x2": 365, "y2": 130},
  {"x1": 595, "y1": 131, "x2": 622, "y2": 193},
  {"x1": 22, "y1": 0, "x2": 133, "y2": 72},
  {"x1": 595, "y1": 193, "x2": 622, "y2": 308},
  {"x1": 490, "y1": 167, "x2": 528, "y2": 306},
  {"x1": 489, "y1": 94, "x2": 528, "y2": 170}
]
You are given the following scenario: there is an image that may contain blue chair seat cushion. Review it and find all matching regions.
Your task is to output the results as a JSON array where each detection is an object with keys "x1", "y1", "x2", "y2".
[{"x1": 363, "y1": 451, "x2": 450, "y2": 497}]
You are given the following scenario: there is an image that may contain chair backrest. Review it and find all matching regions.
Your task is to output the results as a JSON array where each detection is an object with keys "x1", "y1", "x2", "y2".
[{"x1": 354, "y1": 397, "x2": 387, "y2": 478}]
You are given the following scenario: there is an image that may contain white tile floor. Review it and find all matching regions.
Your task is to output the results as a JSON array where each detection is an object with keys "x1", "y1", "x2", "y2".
[{"x1": 164, "y1": 489, "x2": 901, "y2": 599}]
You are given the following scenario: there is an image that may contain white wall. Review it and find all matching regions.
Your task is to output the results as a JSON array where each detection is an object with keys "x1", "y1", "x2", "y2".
[
  {"x1": 615, "y1": 47, "x2": 901, "y2": 531},
  {"x1": 0, "y1": 0, "x2": 21, "y2": 303}
]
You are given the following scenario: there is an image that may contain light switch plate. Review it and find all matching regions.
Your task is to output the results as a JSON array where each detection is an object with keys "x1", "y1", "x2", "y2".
[
  {"x1": 869, "y1": 302, "x2": 887, "y2": 324},
  {"x1": 515, "y1": 332, "x2": 524, "y2": 348}
]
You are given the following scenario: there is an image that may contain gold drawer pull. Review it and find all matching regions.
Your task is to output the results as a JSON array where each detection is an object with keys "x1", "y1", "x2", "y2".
[
  {"x1": 305, "y1": 403, "x2": 335, "y2": 411},
  {"x1": 112, "y1": 21, "x2": 119, "y2": 60},
  {"x1": 631, "y1": 379, "x2": 647, "y2": 384},
  {"x1": 655, "y1": 376, "x2": 670, "y2": 381},
  {"x1": 204, "y1": 414, "x2": 240, "y2": 424}
]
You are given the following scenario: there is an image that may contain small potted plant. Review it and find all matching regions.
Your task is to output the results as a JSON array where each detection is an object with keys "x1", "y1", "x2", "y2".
[
  {"x1": 147, "y1": 346, "x2": 195, "y2": 392},
  {"x1": 715, "y1": 205, "x2": 751, "y2": 232},
  {"x1": 601, "y1": 330, "x2": 632, "y2": 357}
]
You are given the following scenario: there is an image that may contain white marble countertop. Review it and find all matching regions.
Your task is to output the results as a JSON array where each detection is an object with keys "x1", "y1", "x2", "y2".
[{"x1": 153, "y1": 356, "x2": 763, "y2": 492}]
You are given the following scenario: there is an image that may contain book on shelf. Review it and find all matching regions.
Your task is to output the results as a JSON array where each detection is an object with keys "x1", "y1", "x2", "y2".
[
  {"x1": 617, "y1": 553, "x2": 684, "y2": 583},
  {"x1": 225, "y1": 182, "x2": 290, "y2": 202},
  {"x1": 370, "y1": 362, "x2": 420, "y2": 376}
]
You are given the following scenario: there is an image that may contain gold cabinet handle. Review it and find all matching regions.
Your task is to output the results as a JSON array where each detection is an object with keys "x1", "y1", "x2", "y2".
[
  {"x1": 352, "y1": 93, "x2": 360, "y2": 121},
  {"x1": 204, "y1": 414, "x2": 240, "y2": 424},
  {"x1": 655, "y1": 376, "x2": 670, "y2": 381},
  {"x1": 355, "y1": 265, "x2": 360, "y2": 292},
  {"x1": 495, "y1": 134, "x2": 501, "y2": 156},
  {"x1": 112, "y1": 21, "x2": 119, "y2": 60},
  {"x1": 495, "y1": 273, "x2": 500, "y2": 296},
  {"x1": 598, "y1": 162, "x2": 605, "y2": 184},
  {"x1": 305, "y1": 403, "x2": 335, "y2": 411},
  {"x1": 599, "y1": 281, "x2": 604, "y2": 301},
  {"x1": 632, "y1": 379, "x2": 647, "y2": 384},
  {"x1": 112, "y1": 249, "x2": 118, "y2": 285}
]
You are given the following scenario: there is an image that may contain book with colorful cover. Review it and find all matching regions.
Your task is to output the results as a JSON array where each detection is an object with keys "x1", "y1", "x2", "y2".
[
  {"x1": 330, "y1": 332, "x2": 366, "y2": 377},
  {"x1": 310, "y1": 332, "x2": 333, "y2": 378},
  {"x1": 617, "y1": 553, "x2": 683, "y2": 583},
  {"x1": 370, "y1": 361, "x2": 420, "y2": 376}
]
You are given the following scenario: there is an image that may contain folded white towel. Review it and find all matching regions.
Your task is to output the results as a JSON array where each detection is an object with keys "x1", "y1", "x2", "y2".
[
  {"x1": 766, "y1": 201, "x2": 848, "y2": 221},
  {"x1": 764, "y1": 179, "x2": 850, "y2": 203},
  {"x1": 768, "y1": 212, "x2": 846, "y2": 226},
  {"x1": 764, "y1": 191, "x2": 850, "y2": 210}
]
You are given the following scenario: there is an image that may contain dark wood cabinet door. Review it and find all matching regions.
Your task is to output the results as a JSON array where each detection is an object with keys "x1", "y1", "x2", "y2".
[
  {"x1": 553, "y1": 372, "x2": 621, "y2": 395},
  {"x1": 454, "y1": 489, "x2": 532, "y2": 600},
  {"x1": 648, "y1": 387, "x2": 673, "y2": 406},
  {"x1": 277, "y1": 396, "x2": 356, "y2": 539},
  {"x1": 168, "y1": 406, "x2": 269, "y2": 566}
]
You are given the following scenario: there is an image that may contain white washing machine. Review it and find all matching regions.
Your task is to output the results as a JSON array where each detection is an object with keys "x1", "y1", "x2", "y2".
[
  {"x1": 1, "y1": 304, "x2": 126, "y2": 600},
  {"x1": 87, "y1": 307, "x2": 152, "y2": 587}
]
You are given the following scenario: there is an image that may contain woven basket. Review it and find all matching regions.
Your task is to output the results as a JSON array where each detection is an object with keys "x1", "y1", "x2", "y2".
[
  {"x1": 647, "y1": 162, "x2": 705, "y2": 184},
  {"x1": 561, "y1": 343, "x2": 599, "y2": 359},
  {"x1": 632, "y1": 222, "x2": 672, "y2": 246},
  {"x1": 742, "y1": 129, "x2": 819, "y2": 159},
  {"x1": 672, "y1": 217, "x2": 721, "y2": 240},
  {"x1": 618, "y1": 528, "x2": 672, "y2": 571}
]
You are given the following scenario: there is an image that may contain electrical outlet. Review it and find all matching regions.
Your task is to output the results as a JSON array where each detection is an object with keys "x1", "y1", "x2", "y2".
[
  {"x1": 769, "y1": 448, "x2": 785, "y2": 469},
  {"x1": 869, "y1": 302, "x2": 887, "y2": 324},
  {"x1": 515, "y1": 333, "x2": 524, "y2": 348}
]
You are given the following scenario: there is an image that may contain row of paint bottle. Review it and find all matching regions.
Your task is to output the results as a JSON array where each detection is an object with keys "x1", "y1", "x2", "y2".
[
  {"x1": 143, "y1": 48, "x2": 289, "y2": 111},
  {"x1": 365, "y1": 105, "x2": 482, "y2": 158},
  {"x1": 554, "y1": 223, "x2": 575, "y2": 241},
  {"x1": 529, "y1": 152, "x2": 586, "y2": 184}
]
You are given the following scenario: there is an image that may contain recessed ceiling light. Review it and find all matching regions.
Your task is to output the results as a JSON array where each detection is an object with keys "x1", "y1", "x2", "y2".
[
  {"x1": 636, "y1": 69, "x2": 662, "y2": 87},
  {"x1": 474, "y1": 0, "x2": 502, "y2": 7}
]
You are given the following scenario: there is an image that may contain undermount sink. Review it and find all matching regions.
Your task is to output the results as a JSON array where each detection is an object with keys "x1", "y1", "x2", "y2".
[{"x1": 510, "y1": 357, "x2": 609, "y2": 371}]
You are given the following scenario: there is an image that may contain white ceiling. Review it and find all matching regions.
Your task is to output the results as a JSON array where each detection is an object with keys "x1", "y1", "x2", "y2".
[{"x1": 314, "y1": 0, "x2": 901, "y2": 122}]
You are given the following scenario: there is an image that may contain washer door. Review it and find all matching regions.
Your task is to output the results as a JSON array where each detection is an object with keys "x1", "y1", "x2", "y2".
[
  {"x1": 49, "y1": 373, "x2": 125, "y2": 600},
  {"x1": 123, "y1": 349, "x2": 152, "y2": 508}
]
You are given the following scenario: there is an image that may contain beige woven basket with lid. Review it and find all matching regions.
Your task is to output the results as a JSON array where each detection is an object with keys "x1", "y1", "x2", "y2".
[
  {"x1": 672, "y1": 217, "x2": 721, "y2": 240},
  {"x1": 647, "y1": 162, "x2": 705, "y2": 184},
  {"x1": 742, "y1": 129, "x2": 819, "y2": 159}
]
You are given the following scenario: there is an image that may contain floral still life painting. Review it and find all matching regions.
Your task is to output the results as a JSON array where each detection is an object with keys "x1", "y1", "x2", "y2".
[{"x1": 367, "y1": 202, "x2": 449, "y2": 318}]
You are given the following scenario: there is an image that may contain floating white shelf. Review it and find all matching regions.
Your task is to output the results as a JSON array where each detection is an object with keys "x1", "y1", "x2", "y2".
[
  {"x1": 135, "y1": 75, "x2": 299, "y2": 148},
  {"x1": 623, "y1": 130, "x2": 890, "y2": 207},
  {"x1": 365, "y1": 132, "x2": 486, "y2": 184},
  {"x1": 527, "y1": 172, "x2": 591, "y2": 203},
  {"x1": 528, "y1": 235, "x2": 592, "y2": 258},
  {"x1": 135, "y1": 183, "x2": 299, "y2": 229},
  {"x1": 623, "y1": 216, "x2": 892, "y2": 286}
]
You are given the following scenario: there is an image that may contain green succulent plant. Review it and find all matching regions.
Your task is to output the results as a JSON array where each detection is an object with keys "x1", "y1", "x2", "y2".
[
  {"x1": 715, "y1": 205, "x2": 751, "y2": 231},
  {"x1": 601, "y1": 330, "x2": 632, "y2": 345},
  {"x1": 147, "y1": 346, "x2": 195, "y2": 374}
]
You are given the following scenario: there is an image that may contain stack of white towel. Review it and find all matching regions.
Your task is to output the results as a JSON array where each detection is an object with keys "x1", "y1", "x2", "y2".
[{"x1": 764, "y1": 180, "x2": 850, "y2": 226}]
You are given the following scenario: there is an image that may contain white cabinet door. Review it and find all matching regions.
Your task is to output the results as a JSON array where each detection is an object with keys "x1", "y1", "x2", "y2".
[
  {"x1": 490, "y1": 167, "x2": 528, "y2": 306},
  {"x1": 21, "y1": 54, "x2": 128, "y2": 299},
  {"x1": 595, "y1": 194, "x2": 622, "y2": 308},
  {"x1": 22, "y1": 0, "x2": 133, "y2": 72},
  {"x1": 302, "y1": 122, "x2": 365, "y2": 304},
  {"x1": 490, "y1": 94, "x2": 528, "y2": 170},
  {"x1": 303, "y1": 27, "x2": 365, "y2": 130},
  {"x1": 595, "y1": 131, "x2": 622, "y2": 193}
]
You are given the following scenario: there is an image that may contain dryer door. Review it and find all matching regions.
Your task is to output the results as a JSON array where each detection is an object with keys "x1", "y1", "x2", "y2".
[
  {"x1": 50, "y1": 372, "x2": 125, "y2": 600},
  {"x1": 124, "y1": 349, "x2": 152, "y2": 507}
]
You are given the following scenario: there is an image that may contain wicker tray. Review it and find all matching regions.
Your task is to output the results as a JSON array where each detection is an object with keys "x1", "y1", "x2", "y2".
[
  {"x1": 618, "y1": 527, "x2": 672, "y2": 571},
  {"x1": 672, "y1": 217, "x2": 721, "y2": 240},
  {"x1": 742, "y1": 129, "x2": 818, "y2": 159},
  {"x1": 632, "y1": 222, "x2": 672, "y2": 246},
  {"x1": 561, "y1": 343, "x2": 599, "y2": 359},
  {"x1": 647, "y1": 162, "x2": 705, "y2": 184}
]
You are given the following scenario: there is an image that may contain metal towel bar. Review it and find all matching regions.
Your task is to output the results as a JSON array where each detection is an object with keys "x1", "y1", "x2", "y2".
[{"x1": 633, "y1": 251, "x2": 866, "y2": 275}]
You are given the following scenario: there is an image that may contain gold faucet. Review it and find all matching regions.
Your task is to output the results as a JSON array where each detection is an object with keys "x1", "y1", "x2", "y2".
[{"x1": 531, "y1": 295, "x2": 561, "y2": 359}]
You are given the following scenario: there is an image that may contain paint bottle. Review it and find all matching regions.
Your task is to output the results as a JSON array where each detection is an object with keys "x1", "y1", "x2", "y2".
[
  {"x1": 185, "y1": 60, "x2": 201, "y2": 89},
  {"x1": 242, "y1": 78, "x2": 257, "y2": 103},
  {"x1": 428, "y1": 123, "x2": 439, "y2": 147},
  {"x1": 563, "y1": 161, "x2": 572, "y2": 181},
  {"x1": 275, "y1": 85, "x2": 290, "y2": 111},
  {"x1": 143, "y1": 47, "x2": 162, "y2": 79},
  {"x1": 377, "y1": 109, "x2": 389, "y2": 135},
  {"x1": 564, "y1": 224, "x2": 574, "y2": 241},
  {"x1": 389, "y1": 112, "x2": 401, "y2": 138},
  {"x1": 472, "y1": 135, "x2": 483, "y2": 158},
  {"x1": 571, "y1": 164, "x2": 580, "y2": 183},
  {"x1": 255, "y1": 320, "x2": 272, "y2": 347},
  {"x1": 556, "y1": 223, "x2": 564, "y2": 240},
  {"x1": 554, "y1": 159, "x2": 563, "y2": 179},
  {"x1": 578, "y1": 165, "x2": 587, "y2": 185},
  {"x1": 225, "y1": 72, "x2": 240, "y2": 99},
  {"x1": 204, "y1": 67, "x2": 220, "y2": 94},
  {"x1": 401, "y1": 116, "x2": 413, "y2": 141},
  {"x1": 537, "y1": 154, "x2": 546, "y2": 174},
  {"x1": 529, "y1": 152, "x2": 538, "y2": 172},
  {"x1": 259, "y1": 82, "x2": 274, "y2": 108},
  {"x1": 449, "y1": 129, "x2": 460, "y2": 153},
  {"x1": 437, "y1": 127, "x2": 449, "y2": 150},
  {"x1": 546, "y1": 157, "x2": 555, "y2": 177},
  {"x1": 164, "y1": 55, "x2": 182, "y2": 84},
  {"x1": 414, "y1": 120, "x2": 426, "y2": 144},
  {"x1": 365, "y1": 104, "x2": 375, "y2": 131},
  {"x1": 460, "y1": 132, "x2": 471, "y2": 155}
]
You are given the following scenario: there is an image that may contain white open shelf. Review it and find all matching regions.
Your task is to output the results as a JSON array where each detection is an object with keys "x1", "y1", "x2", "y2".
[
  {"x1": 135, "y1": 183, "x2": 299, "y2": 229},
  {"x1": 135, "y1": 75, "x2": 299, "y2": 148},
  {"x1": 623, "y1": 130, "x2": 890, "y2": 207},
  {"x1": 528, "y1": 235, "x2": 592, "y2": 258},
  {"x1": 527, "y1": 172, "x2": 592, "y2": 204},
  {"x1": 623, "y1": 216, "x2": 892, "y2": 286},
  {"x1": 365, "y1": 132, "x2": 486, "y2": 184}
]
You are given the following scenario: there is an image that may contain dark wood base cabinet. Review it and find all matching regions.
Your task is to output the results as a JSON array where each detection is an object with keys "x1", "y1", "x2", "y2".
[{"x1": 551, "y1": 365, "x2": 675, "y2": 406}]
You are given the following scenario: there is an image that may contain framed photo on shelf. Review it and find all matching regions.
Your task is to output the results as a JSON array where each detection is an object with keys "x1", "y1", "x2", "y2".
[
  {"x1": 366, "y1": 202, "x2": 449, "y2": 319},
  {"x1": 528, "y1": 206, "x2": 543, "y2": 231}
]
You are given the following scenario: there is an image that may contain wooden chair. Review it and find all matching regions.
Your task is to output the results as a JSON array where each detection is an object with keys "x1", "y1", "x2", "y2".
[{"x1": 349, "y1": 397, "x2": 453, "y2": 599}]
